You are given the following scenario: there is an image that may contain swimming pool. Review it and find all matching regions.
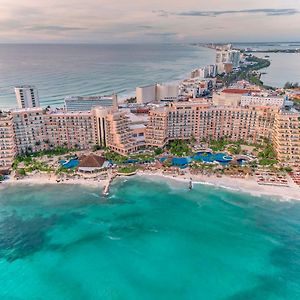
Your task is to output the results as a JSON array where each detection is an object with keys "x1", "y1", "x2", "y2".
[
  {"x1": 59, "y1": 158, "x2": 79, "y2": 169},
  {"x1": 160, "y1": 152, "x2": 233, "y2": 167}
]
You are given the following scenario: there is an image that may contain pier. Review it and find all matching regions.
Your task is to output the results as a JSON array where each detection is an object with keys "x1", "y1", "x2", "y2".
[{"x1": 102, "y1": 173, "x2": 117, "y2": 196}]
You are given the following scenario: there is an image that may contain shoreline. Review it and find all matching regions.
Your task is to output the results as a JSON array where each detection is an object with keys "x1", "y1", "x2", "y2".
[
  {"x1": 1, "y1": 174, "x2": 107, "y2": 189},
  {"x1": 2, "y1": 170, "x2": 299, "y2": 201},
  {"x1": 134, "y1": 171, "x2": 300, "y2": 201}
]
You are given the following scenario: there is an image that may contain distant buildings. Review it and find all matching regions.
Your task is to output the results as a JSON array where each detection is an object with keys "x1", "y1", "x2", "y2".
[
  {"x1": 216, "y1": 45, "x2": 241, "y2": 74},
  {"x1": 241, "y1": 94, "x2": 286, "y2": 107},
  {"x1": 1, "y1": 73, "x2": 300, "y2": 172},
  {"x1": 14, "y1": 85, "x2": 40, "y2": 109},
  {"x1": 212, "y1": 88, "x2": 259, "y2": 106},
  {"x1": 136, "y1": 84, "x2": 179, "y2": 104},
  {"x1": 64, "y1": 94, "x2": 118, "y2": 111},
  {"x1": 191, "y1": 64, "x2": 217, "y2": 79}
]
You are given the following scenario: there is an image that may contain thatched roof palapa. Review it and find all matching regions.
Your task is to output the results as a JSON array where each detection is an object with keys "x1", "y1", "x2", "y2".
[{"x1": 78, "y1": 154, "x2": 106, "y2": 169}]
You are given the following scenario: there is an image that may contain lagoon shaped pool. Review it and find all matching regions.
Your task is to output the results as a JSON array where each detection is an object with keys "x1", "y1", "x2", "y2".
[
  {"x1": 59, "y1": 158, "x2": 79, "y2": 169},
  {"x1": 160, "y1": 152, "x2": 233, "y2": 167}
]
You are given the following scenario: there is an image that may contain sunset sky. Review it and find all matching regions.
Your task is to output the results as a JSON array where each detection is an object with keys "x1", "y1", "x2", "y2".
[{"x1": 0, "y1": 0, "x2": 299, "y2": 43}]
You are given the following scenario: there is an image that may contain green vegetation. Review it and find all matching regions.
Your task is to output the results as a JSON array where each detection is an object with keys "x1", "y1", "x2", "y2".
[
  {"x1": 169, "y1": 140, "x2": 191, "y2": 156},
  {"x1": 258, "y1": 143, "x2": 276, "y2": 159},
  {"x1": 17, "y1": 147, "x2": 76, "y2": 160},
  {"x1": 55, "y1": 167, "x2": 75, "y2": 175},
  {"x1": 209, "y1": 139, "x2": 251, "y2": 152},
  {"x1": 162, "y1": 158, "x2": 172, "y2": 168},
  {"x1": 219, "y1": 55, "x2": 272, "y2": 88},
  {"x1": 279, "y1": 166, "x2": 293, "y2": 173},
  {"x1": 104, "y1": 151, "x2": 128, "y2": 164},
  {"x1": 0, "y1": 175, "x2": 4, "y2": 182},
  {"x1": 284, "y1": 82, "x2": 299, "y2": 89},
  {"x1": 129, "y1": 153, "x2": 155, "y2": 163},
  {"x1": 257, "y1": 142, "x2": 278, "y2": 166},
  {"x1": 92, "y1": 144, "x2": 103, "y2": 151},
  {"x1": 126, "y1": 97, "x2": 137, "y2": 104},
  {"x1": 118, "y1": 166, "x2": 137, "y2": 174},
  {"x1": 17, "y1": 168, "x2": 26, "y2": 176},
  {"x1": 258, "y1": 158, "x2": 278, "y2": 166},
  {"x1": 227, "y1": 144, "x2": 242, "y2": 155},
  {"x1": 154, "y1": 148, "x2": 164, "y2": 156}
]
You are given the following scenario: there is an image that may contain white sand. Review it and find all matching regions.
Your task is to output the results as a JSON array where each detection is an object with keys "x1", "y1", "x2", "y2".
[
  {"x1": 2, "y1": 170, "x2": 299, "y2": 201},
  {"x1": 136, "y1": 170, "x2": 300, "y2": 201},
  {"x1": 2, "y1": 173, "x2": 107, "y2": 189}
]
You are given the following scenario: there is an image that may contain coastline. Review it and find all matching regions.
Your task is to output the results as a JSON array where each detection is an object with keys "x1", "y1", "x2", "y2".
[
  {"x1": 1, "y1": 173, "x2": 106, "y2": 189},
  {"x1": 2, "y1": 170, "x2": 299, "y2": 201},
  {"x1": 135, "y1": 171, "x2": 300, "y2": 201}
]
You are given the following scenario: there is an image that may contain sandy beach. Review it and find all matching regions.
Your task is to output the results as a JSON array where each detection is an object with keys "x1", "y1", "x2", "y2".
[
  {"x1": 1, "y1": 169, "x2": 300, "y2": 201},
  {"x1": 1, "y1": 173, "x2": 107, "y2": 189},
  {"x1": 136, "y1": 170, "x2": 300, "y2": 201}
]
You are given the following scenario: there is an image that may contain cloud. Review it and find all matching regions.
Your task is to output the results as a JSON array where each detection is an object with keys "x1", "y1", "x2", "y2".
[
  {"x1": 175, "y1": 8, "x2": 299, "y2": 17},
  {"x1": 25, "y1": 25, "x2": 86, "y2": 32},
  {"x1": 137, "y1": 25, "x2": 154, "y2": 29},
  {"x1": 146, "y1": 32, "x2": 177, "y2": 37}
]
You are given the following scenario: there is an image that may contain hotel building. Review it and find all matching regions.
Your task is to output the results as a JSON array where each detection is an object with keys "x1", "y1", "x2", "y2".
[
  {"x1": 136, "y1": 84, "x2": 179, "y2": 104},
  {"x1": 273, "y1": 111, "x2": 300, "y2": 163},
  {"x1": 14, "y1": 85, "x2": 40, "y2": 109},
  {"x1": 146, "y1": 102, "x2": 278, "y2": 148},
  {"x1": 1, "y1": 98, "x2": 300, "y2": 168},
  {"x1": 64, "y1": 94, "x2": 118, "y2": 112},
  {"x1": 10, "y1": 108, "x2": 95, "y2": 155},
  {"x1": 241, "y1": 95, "x2": 285, "y2": 107},
  {"x1": 0, "y1": 113, "x2": 16, "y2": 171},
  {"x1": 105, "y1": 111, "x2": 138, "y2": 155}
]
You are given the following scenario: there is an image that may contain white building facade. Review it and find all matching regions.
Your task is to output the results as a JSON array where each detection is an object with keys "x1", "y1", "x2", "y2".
[
  {"x1": 14, "y1": 85, "x2": 40, "y2": 109},
  {"x1": 64, "y1": 94, "x2": 118, "y2": 111}
]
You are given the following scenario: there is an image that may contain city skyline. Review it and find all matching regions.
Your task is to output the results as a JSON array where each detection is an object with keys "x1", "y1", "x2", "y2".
[{"x1": 0, "y1": 0, "x2": 300, "y2": 43}]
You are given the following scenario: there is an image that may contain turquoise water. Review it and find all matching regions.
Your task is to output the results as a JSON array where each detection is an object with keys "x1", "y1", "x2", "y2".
[
  {"x1": 161, "y1": 152, "x2": 233, "y2": 167},
  {"x1": 59, "y1": 158, "x2": 79, "y2": 169},
  {"x1": 0, "y1": 178, "x2": 300, "y2": 299}
]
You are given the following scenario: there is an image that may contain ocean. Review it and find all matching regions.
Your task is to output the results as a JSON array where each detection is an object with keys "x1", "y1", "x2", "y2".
[
  {"x1": 0, "y1": 177, "x2": 300, "y2": 299},
  {"x1": 234, "y1": 42, "x2": 300, "y2": 88},
  {"x1": 0, "y1": 43, "x2": 215, "y2": 109}
]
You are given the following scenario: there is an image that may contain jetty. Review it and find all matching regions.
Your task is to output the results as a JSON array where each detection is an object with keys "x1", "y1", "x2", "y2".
[
  {"x1": 103, "y1": 173, "x2": 117, "y2": 196},
  {"x1": 189, "y1": 177, "x2": 193, "y2": 190}
]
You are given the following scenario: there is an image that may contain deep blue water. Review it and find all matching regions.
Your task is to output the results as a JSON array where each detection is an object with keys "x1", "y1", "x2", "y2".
[
  {"x1": 0, "y1": 44, "x2": 215, "y2": 109},
  {"x1": 0, "y1": 178, "x2": 300, "y2": 299}
]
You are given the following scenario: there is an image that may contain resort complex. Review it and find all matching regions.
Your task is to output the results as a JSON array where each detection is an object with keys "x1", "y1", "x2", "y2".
[{"x1": 0, "y1": 46, "x2": 300, "y2": 193}]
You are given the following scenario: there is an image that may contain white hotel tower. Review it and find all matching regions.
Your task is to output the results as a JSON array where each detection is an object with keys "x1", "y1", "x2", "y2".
[{"x1": 14, "y1": 85, "x2": 40, "y2": 109}]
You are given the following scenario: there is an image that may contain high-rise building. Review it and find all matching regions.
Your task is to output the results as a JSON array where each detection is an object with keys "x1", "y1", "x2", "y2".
[
  {"x1": 64, "y1": 94, "x2": 118, "y2": 112},
  {"x1": 273, "y1": 111, "x2": 300, "y2": 163},
  {"x1": 0, "y1": 112, "x2": 16, "y2": 171},
  {"x1": 146, "y1": 101, "x2": 278, "y2": 148},
  {"x1": 216, "y1": 49, "x2": 241, "y2": 74},
  {"x1": 14, "y1": 85, "x2": 40, "y2": 109},
  {"x1": 229, "y1": 50, "x2": 241, "y2": 68}
]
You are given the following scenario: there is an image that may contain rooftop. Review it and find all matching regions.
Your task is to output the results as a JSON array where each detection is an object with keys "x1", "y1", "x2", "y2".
[{"x1": 78, "y1": 154, "x2": 106, "y2": 168}]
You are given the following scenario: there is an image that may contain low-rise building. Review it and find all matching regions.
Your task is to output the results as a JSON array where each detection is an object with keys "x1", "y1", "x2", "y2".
[
  {"x1": 136, "y1": 84, "x2": 179, "y2": 104},
  {"x1": 64, "y1": 94, "x2": 118, "y2": 111},
  {"x1": 241, "y1": 94, "x2": 285, "y2": 107}
]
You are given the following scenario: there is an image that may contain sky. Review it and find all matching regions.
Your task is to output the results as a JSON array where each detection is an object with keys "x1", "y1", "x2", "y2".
[{"x1": 0, "y1": 0, "x2": 300, "y2": 43}]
